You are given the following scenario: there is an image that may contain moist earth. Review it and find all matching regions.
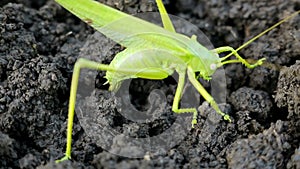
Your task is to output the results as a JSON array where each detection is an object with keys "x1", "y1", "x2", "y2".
[{"x1": 0, "y1": 0, "x2": 299, "y2": 168}]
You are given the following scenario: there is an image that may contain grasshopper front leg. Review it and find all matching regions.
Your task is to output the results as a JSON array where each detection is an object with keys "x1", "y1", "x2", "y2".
[
  {"x1": 187, "y1": 67, "x2": 231, "y2": 122},
  {"x1": 214, "y1": 46, "x2": 266, "y2": 68}
]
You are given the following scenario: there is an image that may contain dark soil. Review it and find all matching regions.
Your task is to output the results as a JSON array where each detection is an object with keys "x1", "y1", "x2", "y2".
[{"x1": 0, "y1": 0, "x2": 299, "y2": 168}]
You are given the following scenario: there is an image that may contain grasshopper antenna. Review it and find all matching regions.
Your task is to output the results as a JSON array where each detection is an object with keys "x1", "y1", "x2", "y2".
[{"x1": 221, "y1": 10, "x2": 300, "y2": 60}]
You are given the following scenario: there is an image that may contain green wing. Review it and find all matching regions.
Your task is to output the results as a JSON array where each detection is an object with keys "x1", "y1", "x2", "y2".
[
  {"x1": 56, "y1": 0, "x2": 127, "y2": 27},
  {"x1": 56, "y1": 0, "x2": 193, "y2": 51},
  {"x1": 98, "y1": 15, "x2": 192, "y2": 53}
]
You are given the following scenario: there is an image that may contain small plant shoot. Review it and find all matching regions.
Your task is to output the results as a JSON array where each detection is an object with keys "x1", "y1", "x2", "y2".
[{"x1": 55, "y1": 0, "x2": 300, "y2": 162}]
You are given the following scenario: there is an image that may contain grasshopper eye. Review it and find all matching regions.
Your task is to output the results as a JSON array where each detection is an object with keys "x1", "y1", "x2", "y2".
[{"x1": 210, "y1": 63, "x2": 217, "y2": 70}]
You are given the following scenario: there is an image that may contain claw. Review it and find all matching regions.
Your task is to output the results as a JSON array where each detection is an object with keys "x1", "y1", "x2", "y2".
[
  {"x1": 249, "y1": 58, "x2": 266, "y2": 68},
  {"x1": 223, "y1": 114, "x2": 232, "y2": 123},
  {"x1": 192, "y1": 118, "x2": 197, "y2": 128},
  {"x1": 55, "y1": 155, "x2": 71, "y2": 163},
  {"x1": 256, "y1": 58, "x2": 266, "y2": 65}
]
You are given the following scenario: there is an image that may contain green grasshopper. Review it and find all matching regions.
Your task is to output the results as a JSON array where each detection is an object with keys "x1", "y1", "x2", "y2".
[{"x1": 55, "y1": 0, "x2": 300, "y2": 162}]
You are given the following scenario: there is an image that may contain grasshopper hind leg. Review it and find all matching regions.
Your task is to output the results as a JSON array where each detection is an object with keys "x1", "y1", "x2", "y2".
[
  {"x1": 56, "y1": 58, "x2": 134, "y2": 163},
  {"x1": 156, "y1": 0, "x2": 176, "y2": 32}
]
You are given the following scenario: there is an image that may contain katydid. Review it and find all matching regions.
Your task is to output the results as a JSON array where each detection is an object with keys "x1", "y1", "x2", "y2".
[{"x1": 55, "y1": 0, "x2": 300, "y2": 162}]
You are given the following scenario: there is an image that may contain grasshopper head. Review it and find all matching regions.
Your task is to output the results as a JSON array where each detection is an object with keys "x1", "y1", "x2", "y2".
[{"x1": 190, "y1": 49, "x2": 221, "y2": 81}]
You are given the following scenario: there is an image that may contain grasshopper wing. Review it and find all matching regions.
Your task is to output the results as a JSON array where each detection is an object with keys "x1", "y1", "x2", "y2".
[
  {"x1": 98, "y1": 13, "x2": 214, "y2": 56},
  {"x1": 56, "y1": 0, "x2": 214, "y2": 53}
]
